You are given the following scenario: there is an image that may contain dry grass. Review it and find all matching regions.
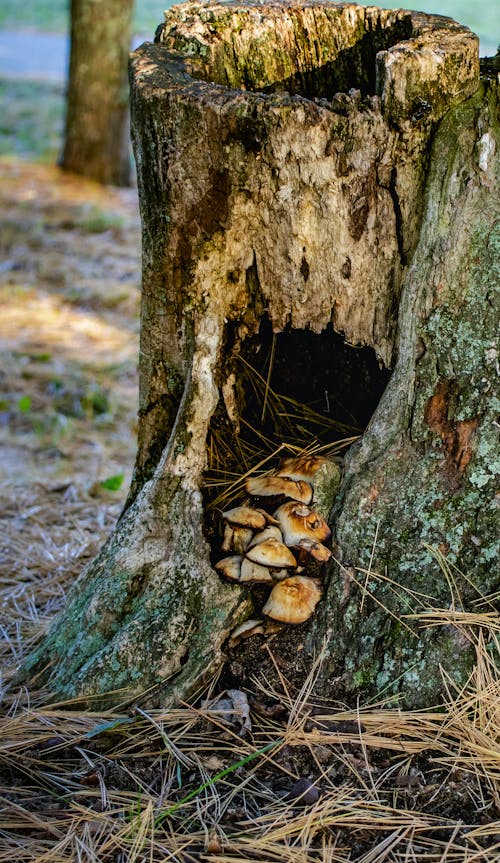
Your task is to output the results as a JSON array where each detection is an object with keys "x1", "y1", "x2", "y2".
[
  {"x1": 1, "y1": 627, "x2": 500, "y2": 861},
  {"x1": 1, "y1": 160, "x2": 499, "y2": 861}
]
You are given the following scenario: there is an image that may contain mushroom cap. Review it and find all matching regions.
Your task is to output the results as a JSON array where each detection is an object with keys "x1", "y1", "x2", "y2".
[
  {"x1": 246, "y1": 538, "x2": 297, "y2": 569},
  {"x1": 255, "y1": 508, "x2": 281, "y2": 526},
  {"x1": 240, "y1": 558, "x2": 274, "y2": 583},
  {"x1": 245, "y1": 475, "x2": 313, "y2": 504},
  {"x1": 221, "y1": 523, "x2": 253, "y2": 554},
  {"x1": 248, "y1": 525, "x2": 283, "y2": 548},
  {"x1": 215, "y1": 555, "x2": 243, "y2": 581},
  {"x1": 293, "y1": 538, "x2": 332, "y2": 564},
  {"x1": 275, "y1": 454, "x2": 328, "y2": 483},
  {"x1": 228, "y1": 619, "x2": 265, "y2": 648},
  {"x1": 262, "y1": 575, "x2": 322, "y2": 624},
  {"x1": 274, "y1": 501, "x2": 331, "y2": 546},
  {"x1": 222, "y1": 506, "x2": 267, "y2": 530}
]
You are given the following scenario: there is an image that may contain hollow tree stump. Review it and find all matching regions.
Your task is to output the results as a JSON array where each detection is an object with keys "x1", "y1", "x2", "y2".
[{"x1": 21, "y1": 2, "x2": 499, "y2": 708}]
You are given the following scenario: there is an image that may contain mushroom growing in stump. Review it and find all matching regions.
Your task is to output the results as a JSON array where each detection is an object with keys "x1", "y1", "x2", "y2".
[
  {"x1": 245, "y1": 475, "x2": 314, "y2": 505},
  {"x1": 274, "y1": 501, "x2": 331, "y2": 547},
  {"x1": 215, "y1": 455, "x2": 335, "y2": 642},
  {"x1": 221, "y1": 506, "x2": 267, "y2": 553},
  {"x1": 263, "y1": 576, "x2": 323, "y2": 624},
  {"x1": 244, "y1": 537, "x2": 297, "y2": 582},
  {"x1": 275, "y1": 455, "x2": 327, "y2": 483}
]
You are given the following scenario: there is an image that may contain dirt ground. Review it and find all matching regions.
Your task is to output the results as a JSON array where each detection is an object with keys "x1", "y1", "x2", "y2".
[{"x1": 0, "y1": 157, "x2": 140, "y2": 646}]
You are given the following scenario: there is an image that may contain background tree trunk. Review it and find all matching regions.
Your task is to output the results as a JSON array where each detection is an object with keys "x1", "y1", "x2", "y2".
[
  {"x1": 61, "y1": 0, "x2": 134, "y2": 185},
  {"x1": 21, "y1": 2, "x2": 498, "y2": 708}
]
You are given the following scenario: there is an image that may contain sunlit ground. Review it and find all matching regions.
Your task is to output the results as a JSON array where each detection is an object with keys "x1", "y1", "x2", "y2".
[{"x1": 0, "y1": 160, "x2": 140, "y2": 607}]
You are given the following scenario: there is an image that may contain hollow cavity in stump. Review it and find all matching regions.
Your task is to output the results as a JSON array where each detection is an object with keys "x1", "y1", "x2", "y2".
[{"x1": 203, "y1": 316, "x2": 391, "y2": 515}]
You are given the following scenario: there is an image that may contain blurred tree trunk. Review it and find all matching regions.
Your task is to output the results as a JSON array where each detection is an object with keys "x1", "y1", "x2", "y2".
[
  {"x1": 20, "y1": 2, "x2": 499, "y2": 709},
  {"x1": 61, "y1": 0, "x2": 134, "y2": 185}
]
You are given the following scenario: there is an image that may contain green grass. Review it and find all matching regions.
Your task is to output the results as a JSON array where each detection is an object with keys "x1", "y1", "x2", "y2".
[
  {"x1": 0, "y1": 77, "x2": 64, "y2": 161},
  {"x1": 0, "y1": 0, "x2": 68, "y2": 32}
]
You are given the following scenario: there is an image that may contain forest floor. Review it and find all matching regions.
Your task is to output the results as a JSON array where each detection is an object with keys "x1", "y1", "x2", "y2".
[{"x1": 0, "y1": 58, "x2": 499, "y2": 863}]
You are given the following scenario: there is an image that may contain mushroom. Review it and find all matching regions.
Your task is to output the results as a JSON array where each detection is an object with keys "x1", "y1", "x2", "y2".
[
  {"x1": 221, "y1": 506, "x2": 267, "y2": 553},
  {"x1": 240, "y1": 558, "x2": 274, "y2": 583},
  {"x1": 215, "y1": 555, "x2": 243, "y2": 581},
  {"x1": 222, "y1": 506, "x2": 267, "y2": 530},
  {"x1": 274, "y1": 501, "x2": 331, "y2": 546},
  {"x1": 262, "y1": 575, "x2": 322, "y2": 624},
  {"x1": 245, "y1": 475, "x2": 313, "y2": 505},
  {"x1": 255, "y1": 509, "x2": 281, "y2": 527},
  {"x1": 275, "y1": 454, "x2": 327, "y2": 483},
  {"x1": 292, "y1": 538, "x2": 332, "y2": 566},
  {"x1": 246, "y1": 538, "x2": 297, "y2": 569},
  {"x1": 228, "y1": 619, "x2": 265, "y2": 647},
  {"x1": 248, "y1": 525, "x2": 283, "y2": 548}
]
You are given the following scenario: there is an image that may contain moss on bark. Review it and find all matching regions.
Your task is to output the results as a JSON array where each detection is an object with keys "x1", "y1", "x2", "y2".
[{"x1": 316, "y1": 82, "x2": 499, "y2": 706}]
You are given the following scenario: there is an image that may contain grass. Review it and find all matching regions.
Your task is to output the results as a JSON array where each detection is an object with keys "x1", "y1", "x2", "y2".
[
  {"x1": 1, "y1": 612, "x2": 500, "y2": 860},
  {"x1": 0, "y1": 78, "x2": 64, "y2": 162}
]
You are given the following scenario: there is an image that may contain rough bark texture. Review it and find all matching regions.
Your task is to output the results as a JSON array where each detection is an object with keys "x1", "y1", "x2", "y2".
[
  {"x1": 316, "y1": 80, "x2": 500, "y2": 705},
  {"x1": 22, "y1": 2, "x2": 498, "y2": 708},
  {"x1": 62, "y1": 0, "x2": 134, "y2": 185}
]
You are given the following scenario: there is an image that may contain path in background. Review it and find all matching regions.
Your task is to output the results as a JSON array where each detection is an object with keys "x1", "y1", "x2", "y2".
[{"x1": 0, "y1": 31, "x2": 67, "y2": 80}]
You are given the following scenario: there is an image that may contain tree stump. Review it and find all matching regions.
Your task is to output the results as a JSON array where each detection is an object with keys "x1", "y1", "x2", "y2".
[{"x1": 21, "y1": 2, "x2": 499, "y2": 708}]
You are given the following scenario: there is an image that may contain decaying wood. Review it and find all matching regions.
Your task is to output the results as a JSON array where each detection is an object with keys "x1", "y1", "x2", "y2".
[{"x1": 20, "y1": 2, "x2": 498, "y2": 707}]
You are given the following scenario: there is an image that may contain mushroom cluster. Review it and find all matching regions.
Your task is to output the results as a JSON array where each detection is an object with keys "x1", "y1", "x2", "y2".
[{"x1": 215, "y1": 455, "x2": 333, "y2": 639}]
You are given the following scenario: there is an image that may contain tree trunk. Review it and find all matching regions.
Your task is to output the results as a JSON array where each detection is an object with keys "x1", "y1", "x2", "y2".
[
  {"x1": 61, "y1": 0, "x2": 134, "y2": 185},
  {"x1": 21, "y1": 2, "x2": 498, "y2": 708}
]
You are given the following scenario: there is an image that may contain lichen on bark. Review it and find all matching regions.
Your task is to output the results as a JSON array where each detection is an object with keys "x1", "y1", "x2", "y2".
[{"x1": 317, "y1": 82, "x2": 499, "y2": 706}]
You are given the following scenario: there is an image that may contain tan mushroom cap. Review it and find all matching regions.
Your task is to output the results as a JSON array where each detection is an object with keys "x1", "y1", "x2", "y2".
[
  {"x1": 215, "y1": 555, "x2": 243, "y2": 581},
  {"x1": 245, "y1": 475, "x2": 313, "y2": 504},
  {"x1": 221, "y1": 523, "x2": 253, "y2": 554},
  {"x1": 248, "y1": 525, "x2": 283, "y2": 548},
  {"x1": 228, "y1": 619, "x2": 265, "y2": 648},
  {"x1": 293, "y1": 538, "x2": 332, "y2": 564},
  {"x1": 275, "y1": 454, "x2": 328, "y2": 483},
  {"x1": 246, "y1": 538, "x2": 297, "y2": 569},
  {"x1": 262, "y1": 575, "x2": 322, "y2": 624},
  {"x1": 240, "y1": 558, "x2": 274, "y2": 583},
  {"x1": 274, "y1": 501, "x2": 331, "y2": 546},
  {"x1": 255, "y1": 508, "x2": 281, "y2": 527},
  {"x1": 222, "y1": 506, "x2": 267, "y2": 530}
]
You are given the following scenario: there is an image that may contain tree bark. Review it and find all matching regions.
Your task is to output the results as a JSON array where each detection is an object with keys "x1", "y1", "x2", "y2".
[
  {"x1": 21, "y1": 2, "x2": 498, "y2": 708},
  {"x1": 61, "y1": 0, "x2": 134, "y2": 185}
]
